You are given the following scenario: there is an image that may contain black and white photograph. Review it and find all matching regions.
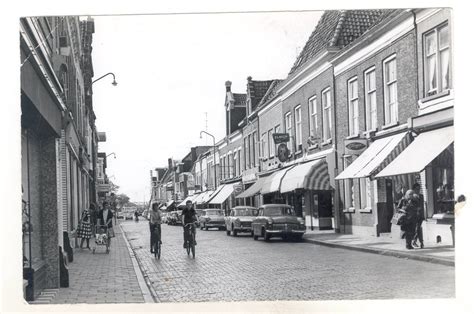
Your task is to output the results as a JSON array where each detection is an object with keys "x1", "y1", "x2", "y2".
[{"x1": 1, "y1": 1, "x2": 473, "y2": 313}]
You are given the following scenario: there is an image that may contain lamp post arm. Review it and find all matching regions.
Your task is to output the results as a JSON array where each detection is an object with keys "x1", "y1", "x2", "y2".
[{"x1": 92, "y1": 72, "x2": 117, "y2": 85}]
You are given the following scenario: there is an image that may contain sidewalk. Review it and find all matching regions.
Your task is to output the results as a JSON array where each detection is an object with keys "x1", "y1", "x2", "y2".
[
  {"x1": 303, "y1": 230, "x2": 455, "y2": 267},
  {"x1": 51, "y1": 225, "x2": 147, "y2": 304}
]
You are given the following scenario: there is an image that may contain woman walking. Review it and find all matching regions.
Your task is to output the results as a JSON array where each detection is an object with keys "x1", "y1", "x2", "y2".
[{"x1": 78, "y1": 208, "x2": 92, "y2": 249}]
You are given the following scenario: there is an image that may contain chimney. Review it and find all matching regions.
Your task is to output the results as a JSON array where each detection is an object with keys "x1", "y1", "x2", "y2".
[
  {"x1": 168, "y1": 158, "x2": 173, "y2": 170},
  {"x1": 225, "y1": 81, "x2": 232, "y2": 92}
]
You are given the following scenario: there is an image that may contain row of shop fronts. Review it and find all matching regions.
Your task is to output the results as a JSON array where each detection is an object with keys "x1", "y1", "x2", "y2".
[
  {"x1": 20, "y1": 16, "x2": 112, "y2": 301},
  {"x1": 150, "y1": 9, "x2": 455, "y2": 244}
]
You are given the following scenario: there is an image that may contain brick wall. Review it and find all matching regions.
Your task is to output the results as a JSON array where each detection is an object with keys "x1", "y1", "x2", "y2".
[{"x1": 258, "y1": 100, "x2": 283, "y2": 171}]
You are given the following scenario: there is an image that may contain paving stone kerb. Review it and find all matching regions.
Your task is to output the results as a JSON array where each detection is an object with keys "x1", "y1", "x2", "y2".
[
  {"x1": 52, "y1": 226, "x2": 145, "y2": 304},
  {"x1": 121, "y1": 219, "x2": 454, "y2": 303},
  {"x1": 303, "y1": 237, "x2": 455, "y2": 267}
]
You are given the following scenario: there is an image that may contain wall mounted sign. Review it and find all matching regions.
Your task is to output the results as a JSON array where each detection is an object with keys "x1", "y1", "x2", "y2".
[
  {"x1": 273, "y1": 133, "x2": 290, "y2": 144},
  {"x1": 277, "y1": 143, "x2": 290, "y2": 162},
  {"x1": 344, "y1": 138, "x2": 368, "y2": 155}
]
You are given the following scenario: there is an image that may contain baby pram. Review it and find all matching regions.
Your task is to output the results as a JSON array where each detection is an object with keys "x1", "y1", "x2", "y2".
[{"x1": 92, "y1": 225, "x2": 111, "y2": 254}]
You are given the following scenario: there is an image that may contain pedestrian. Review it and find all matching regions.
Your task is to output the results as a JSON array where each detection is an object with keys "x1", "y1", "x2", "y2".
[
  {"x1": 400, "y1": 190, "x2": 418, "y2": 250},
  {"x1": 78, "y1": 208, "x2": 92, "y2": 250},
  {"x1": 97, "y1": 201, "x2": 115, "y2": 239},
  {"x1": 411, "y1": 183, "x2": 425, "y2": 248},
  {"x1": 149, "y1": 202, "x2": 162, "y2": 253}
]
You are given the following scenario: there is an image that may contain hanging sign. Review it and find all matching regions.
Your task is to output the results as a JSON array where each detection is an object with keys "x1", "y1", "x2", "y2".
[
  {"x1": 277, "y1": 143, "x2": 290, "y2": 162},
  {"x1": 344, "y1": 139, "x2": 368, "y2": 155},
  {"x1": 273, "y1": 133, "x2": 290, "y2": 144}
]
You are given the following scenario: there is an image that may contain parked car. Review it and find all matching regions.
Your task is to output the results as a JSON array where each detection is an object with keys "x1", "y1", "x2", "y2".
[
  {"x1": 194, "y1": 209, "x2": 204, "y2": 227},
  {"x1": 225, "y1": 206, "x2": 258, "y2": 236},
  {"x1": 116, "y1": 211, "x2": 124, "y2": 219},
  {"x1": 199, "y1": 209, "x2": 225, "y2": 230},
  {"x1": 252, "y1": 204, "x2": 306, "y2": 241},
  {"x1": 124, "y1": 211, "x2": 134, "y2": 220},
  {"x1": 167, "y1": 211, "x2": 182, "y2": 225}
]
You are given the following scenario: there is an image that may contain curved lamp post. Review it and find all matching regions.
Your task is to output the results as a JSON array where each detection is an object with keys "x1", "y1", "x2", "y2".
[
  {"x1": 200, "y1": 130, "x2": 217, "y2": 190},
  {"x1": 106, "y1": 152, "x2": 116, "y2": 159},
  {"x1": 92, "y1": 72, "x2": 118, "y2": 86}
]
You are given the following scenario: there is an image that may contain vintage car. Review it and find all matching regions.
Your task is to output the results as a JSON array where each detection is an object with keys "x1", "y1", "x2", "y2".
[
  {"x1": 224, "y1": 206, "x2": 258, "y2": 236},
  {"x1": 199, "y1": 209, "x2": 225, "y2": 230},
  {"x1": 252, "y1": 204, "x2": 306, "y2": 241},
  {"x1": 194, "y1": 209, "x2": 204, "y2": 227}
]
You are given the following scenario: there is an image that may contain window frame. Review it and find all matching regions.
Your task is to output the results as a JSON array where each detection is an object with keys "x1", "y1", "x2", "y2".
[
  {"x1": 261, "y1": 132, "x2": 267, "y2": 160},
  {"x1": 321, "y1": 87, "x2": 332, "y2": 141},
  {"x1": 347, "y1": 77, "x2": 359, "y2": 136},
  {"x1": 364, "y1": 67, "x2": 377, "y2": 131},
  {"x1": 285, "y1": 111, "x2": 293, "y2": 152},
  {"x1": 268, "y1": 128, "x2": 275, "y2": 157},
  {"x1": 308, "y1": 95, "x2": 318, "y2": 138},
  {"x1": 294, "y1": 105, "x2": 302, "y2": 149},
  {"x1": 423, "y1": 22, "x2": 450, "y2": 97},
  {"x1": 383, "y1": 54, "x2": 398, "y2": 126}
]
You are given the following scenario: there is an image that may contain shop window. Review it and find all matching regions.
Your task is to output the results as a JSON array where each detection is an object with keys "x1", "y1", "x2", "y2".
[
  {"x1": 424, "y1": 23, "x2": 451, "y2": 97},
  {"x1": 383, "y1": 55, "x2": 398, "y2": 125},
  {"x1": 364, "y1": 68, "x2": 377, "y2": 131},
  {"x1": 348, "y1": 77, "x2": 359, "y2": 136},
  {"x1": 343, "y1": 156, "x2": 355, "y2": 209},
  {"x1": 360, "y1": 178, "x2": 373, "y2": 210}
]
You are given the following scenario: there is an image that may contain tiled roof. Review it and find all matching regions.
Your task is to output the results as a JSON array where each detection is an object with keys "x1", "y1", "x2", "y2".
[
  {"x1": 233, "y1": 93, "x2": 247, "y2": 107},
  {"x1": 288, "y1": 9, "x2": 395, "y2": 75},
  {"x1": 256, "y1": 79, "x2": 283, "y2": 110},
  {"x1": 247, "y1": 78, "x2": 275, "y2": 111}
]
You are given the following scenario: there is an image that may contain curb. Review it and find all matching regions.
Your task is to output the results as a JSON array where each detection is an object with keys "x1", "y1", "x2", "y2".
[
  {"x1": 304, "y1": 238, "x2": 455, "y2": 267},
  {"x1": 119, "y1": 224, "x2": 156, "y2": 303}
]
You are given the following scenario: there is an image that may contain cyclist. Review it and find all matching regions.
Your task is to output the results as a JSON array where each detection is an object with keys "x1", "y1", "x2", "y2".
[
  {"x1": 149, "y1": 202, "x2": 162, "y2": 253},
  {"x1": 181, "y1": 200, "x2": 198, "y2": 248}
]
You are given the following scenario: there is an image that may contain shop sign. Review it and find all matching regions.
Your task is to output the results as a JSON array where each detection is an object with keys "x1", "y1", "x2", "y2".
[
  {"x1": 233, "y1": 182, "x2": 243, "y2": 194},
  {"x1": 273, "y1": 133, "x2": 290, "y2": 144},
  {"x1": 344, "y1": 139, "x2": 368, "y2": 155},
  {"x1": 277, "y1": 143, "x2": 290, "y2": 162},
  {"x1": 97, "y1": 183, "x2": 110, "y2": 193}
]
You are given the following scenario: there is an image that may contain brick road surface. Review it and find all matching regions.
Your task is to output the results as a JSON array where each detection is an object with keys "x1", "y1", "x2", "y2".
[
  {"x1": 52, "y1": 226, "x2": 144, "y2": 304},
  {"x1": 121, "y1": 219, "x2": 455, "y2": 303}
]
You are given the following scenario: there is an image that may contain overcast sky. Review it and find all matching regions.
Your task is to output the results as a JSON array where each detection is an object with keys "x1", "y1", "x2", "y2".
[{"x1": 91, "y1": 11, "x2": 323, "y2": 202}]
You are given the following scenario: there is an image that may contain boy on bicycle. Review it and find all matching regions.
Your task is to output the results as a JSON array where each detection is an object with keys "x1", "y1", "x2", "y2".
[
  {"x1": 181, "y1": 200, "x2": 198, "y2": 248},
  {"x1": 149, "y1": 202, "x2": 162, "y2": 253}
]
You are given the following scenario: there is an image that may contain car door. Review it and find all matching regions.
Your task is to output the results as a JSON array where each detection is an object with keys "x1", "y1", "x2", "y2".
[{"x1": 253, "y1": 208, "x2": 263, "y2": 235}]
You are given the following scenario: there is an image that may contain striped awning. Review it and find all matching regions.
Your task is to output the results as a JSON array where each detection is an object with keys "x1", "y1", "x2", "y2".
[
  {"x1": 193, "y1": 190, "x2": 214, "y2": 204},
  {"x1": 260, "y1": 167, "x2": 295, "y2": 195},
  {"x1": 335, "y1": 132, "x2": 412, "y2": 180},
  {"x1": 178, "y1": 195, "x2": 195, "y2": 207},
  {"x1": 280, "y1": 158, "x2": 332, "y2": 193}
]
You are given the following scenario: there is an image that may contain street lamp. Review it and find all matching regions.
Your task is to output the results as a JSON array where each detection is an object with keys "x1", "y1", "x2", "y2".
[
  {"x1": 92, "y1": 72, "x2": 118, "y2": 86},
  {"x1": 106, "y1": 152, "x2": 116, "y2": 159},
  {"x1": 200, "y1": 130, "x2": 217, "y2": 191}
]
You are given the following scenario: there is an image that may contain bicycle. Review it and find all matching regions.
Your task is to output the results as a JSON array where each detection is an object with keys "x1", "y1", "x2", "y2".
[
  {"x1": 151, "y1": 222, "x2": 162, "y2": 259},
  {"x1": 184, "y1": 222, "x2": 197, "y2": 259}
]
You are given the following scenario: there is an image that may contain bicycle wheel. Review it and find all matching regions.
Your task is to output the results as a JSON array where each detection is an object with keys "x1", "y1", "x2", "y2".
[
  {"x1": 186, "y1": 242, "x2": 190, "y2": 256},
  {"x1": 154, "y1": 241, "x2": 160, "y2": 259},
  {"x1": 191, "y1": 242, "x2": 195, "y2": 259}
]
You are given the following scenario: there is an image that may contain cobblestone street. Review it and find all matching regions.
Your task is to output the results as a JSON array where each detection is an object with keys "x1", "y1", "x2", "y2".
[{"x1": 122, "y1": 219, "x2": 455, "y2": 303}]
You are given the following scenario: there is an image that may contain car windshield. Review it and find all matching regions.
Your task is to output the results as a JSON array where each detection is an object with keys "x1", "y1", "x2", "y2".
[
  {"x1": 263, "y1": 207, "x2": 295, "y2": 216},
  {"x1": 206, "y1": 210, "x2": 223, "y2": 216},
  {"x1": 234, "y1": 209, "x2": 258, "y2": 216}
]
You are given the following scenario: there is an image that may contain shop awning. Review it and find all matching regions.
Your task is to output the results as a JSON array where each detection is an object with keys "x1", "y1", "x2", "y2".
[
  {"x1": 194, "y1": 190, "x2": 214, "y2": 204},
  {"x1": 236, "y1": 176, "x2": 270, "y2": 198},
  {"x1": 166, "y1": 200, "x2": 175, "y2": 208},
  {"x1": 376, "y1": 126, "x2": 454, "y2": 178},
  {"x1": 261, "y1": 167, "x2": 295, "y2": 195},
  {"x1": 280, "y1": 158, "x2": 332, "y2": 193},
  {"x1": 208, "y1": 183, "x2": 235, "y2": 204},
  {"x1": 178, "y1": 195, "x2": 195, "y2": 207},
  {"x1": 335, "y1": 132, "x2": 411, "y2": 180}
]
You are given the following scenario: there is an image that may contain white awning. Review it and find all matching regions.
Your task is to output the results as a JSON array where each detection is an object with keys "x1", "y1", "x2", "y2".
[
  {"x1": 166, "y1": 200, "x2": 175, "y2": 207},
  {"x1": 260, "y1": 166, "x2": 295, "y2": 195},
  {"x1": 178, "y1": 195, "x2": 195, "y2": 207},
  {"x1": 280, "y1": 158, "x2": 332, "y2": 193},
  {"x1": 336, "y1": 132, "x2": 411, "y2": 180},
  {"x1": 208, "y1": 184, "x2": 235, "y2": 204},
  {"x1": 236, "y1": 176, "x2": 270, "y2": 198},
  {"x1": 376, "y1": 126, "x2": 454, "y2": 178},
  {"x1": 194, "y1": 190, "x2": 215, "y2": 204}
]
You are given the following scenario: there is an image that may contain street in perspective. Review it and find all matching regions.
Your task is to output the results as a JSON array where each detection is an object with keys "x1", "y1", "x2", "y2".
[{"x1": 18, "y1": 7, "x2": 459, "y2": 307}]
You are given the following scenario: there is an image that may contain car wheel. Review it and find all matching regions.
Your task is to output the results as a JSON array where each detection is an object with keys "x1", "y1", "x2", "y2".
[
  {"x1": 295, "y1": 234, "x2": 304, "y2": 242},
  {"x1": 263, "y1": 229, "x2": 271, "y2": 242},
  {"x1": 226, "y1": 229, "x2": 230, "y2": 236},
  {"x1": 282, "y1": 235, "x2": 289, "y2": 241}
]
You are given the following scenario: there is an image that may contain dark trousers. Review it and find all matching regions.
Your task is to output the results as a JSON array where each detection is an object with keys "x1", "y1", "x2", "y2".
[
  {"x1": 183, "y1": 224, "x2": 196, "y2": 244},
  {"x1": 150, "y1": 224, "x2": 161, "y2": 249},
  {"x1": 413, "y1": 222, "x2": 424, "y2": 244},
  {"x1": 404, "y1": 223, "x2": 416, "y2": 248}
]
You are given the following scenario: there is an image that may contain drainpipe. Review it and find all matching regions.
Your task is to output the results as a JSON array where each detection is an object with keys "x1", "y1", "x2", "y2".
[{"x1": 26, "y1": 130, "x2": 32, "y2": 271}]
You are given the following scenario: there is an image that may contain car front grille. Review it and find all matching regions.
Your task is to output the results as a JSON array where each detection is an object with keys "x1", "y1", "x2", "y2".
[{"x1": 271, "y1": 223, "x2": 303, "y2": 230}]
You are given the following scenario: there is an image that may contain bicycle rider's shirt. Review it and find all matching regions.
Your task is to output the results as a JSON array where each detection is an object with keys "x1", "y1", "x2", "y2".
[
  {"x1": 182, "y1": 208, "x2": 196, "y2": 224},
  {"x1": 150, "y1": 210, "x2": 162, "y2": 224}
]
